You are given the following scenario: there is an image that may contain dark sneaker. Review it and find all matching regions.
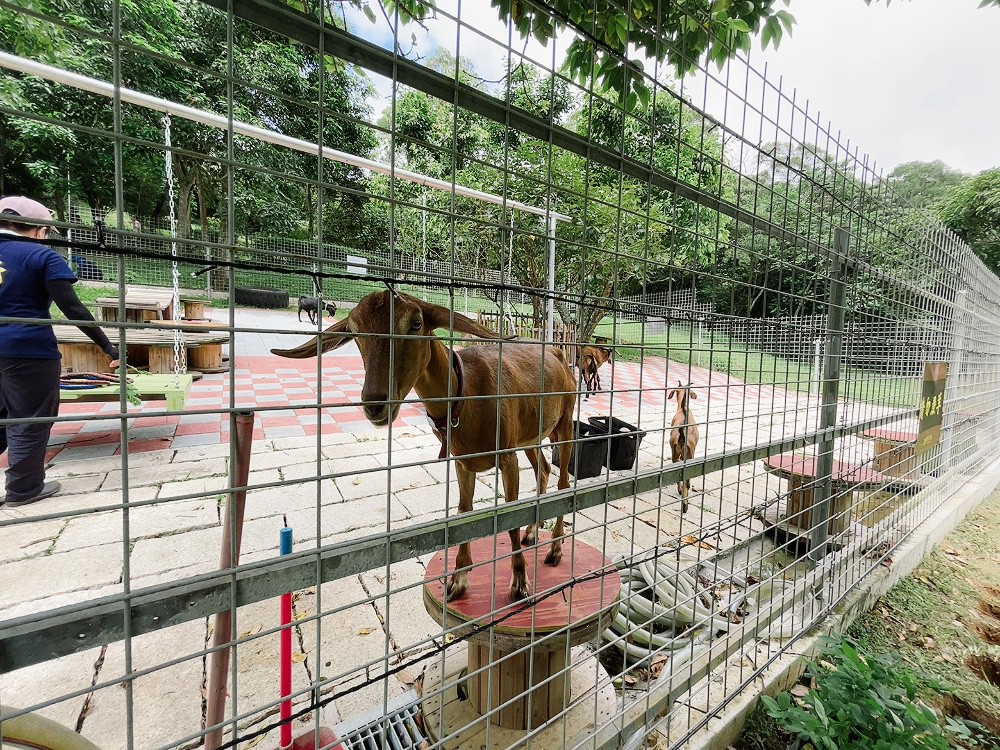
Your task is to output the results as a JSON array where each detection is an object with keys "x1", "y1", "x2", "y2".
[{"x1": 3, "y1": 481, "x2": 61, "y2": 508}]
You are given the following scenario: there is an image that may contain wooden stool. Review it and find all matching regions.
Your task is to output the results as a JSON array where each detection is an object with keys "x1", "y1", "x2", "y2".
[
  {"x1": 861, "y1": 429, "x2": 918, "y2": 479},
  {"x1": 151, "y1": 320, "x2": 227, "y2": 372},
  {"x1": 422, "y1": 532, "x2": 619, "y2": 739},
  {"x1": 763, "y1": 453, "x2": 888, "y2": 535},
  {"x1": 181, "y1": 298, "x2": 207, "y2": 320}
]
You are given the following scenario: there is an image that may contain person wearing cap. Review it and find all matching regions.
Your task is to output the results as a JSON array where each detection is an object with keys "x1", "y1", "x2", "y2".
[{"x1": 0, "y1": 195, "x2": 120, "y2": 507}]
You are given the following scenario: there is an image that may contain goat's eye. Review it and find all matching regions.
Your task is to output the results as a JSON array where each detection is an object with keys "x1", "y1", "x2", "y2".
[{"x1": 410, "y1": 318, "x2": 422, "y2": 331}]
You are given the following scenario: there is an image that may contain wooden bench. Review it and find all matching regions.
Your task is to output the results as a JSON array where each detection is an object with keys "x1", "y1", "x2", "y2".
[
  {"x1": 95, "y1": 287, "x2": 177, "y2": 323},
  {"x1": 860, "y1": 428, "x2": 918, "y2": 480},
  {"x1": 60, "y1": 373, "x2": 194, "y2": 412},
  {"x1": 57, "y1": 327, "x2": 228, "y2": 375},
  {"x1": 763, "y1": 453, "x2": 888, "y2": 535}
]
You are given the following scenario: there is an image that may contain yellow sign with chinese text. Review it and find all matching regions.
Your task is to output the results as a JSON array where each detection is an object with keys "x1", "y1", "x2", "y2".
[{"x1": 916, "y1": 362, "x2": 949, "y2": 458}]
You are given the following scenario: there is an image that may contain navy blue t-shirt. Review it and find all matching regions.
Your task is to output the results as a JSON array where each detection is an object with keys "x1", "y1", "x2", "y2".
[{"x1": 0, "y1": 233, "x2": 78, "y2": 359}]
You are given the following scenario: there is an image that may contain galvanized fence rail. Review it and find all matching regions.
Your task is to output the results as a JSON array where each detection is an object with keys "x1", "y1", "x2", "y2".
[{"x1": 1, "y1": 1, "x2": 999, "y2": 750}]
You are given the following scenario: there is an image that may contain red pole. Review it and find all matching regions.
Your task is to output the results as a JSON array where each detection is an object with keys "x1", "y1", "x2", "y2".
[{"x1": 279, "y1": 527, "x2": 293, "y2": 748}]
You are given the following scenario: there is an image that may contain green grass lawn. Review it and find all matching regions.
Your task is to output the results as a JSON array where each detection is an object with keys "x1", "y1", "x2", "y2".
[{"x1": 595, "y1": 318, "x2": 918, "y2": 408}]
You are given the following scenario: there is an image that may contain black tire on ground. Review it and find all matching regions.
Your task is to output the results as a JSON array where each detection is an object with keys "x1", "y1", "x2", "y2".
[{"x1": 233, "y1": 286, "x2": 290, "y2": 309}]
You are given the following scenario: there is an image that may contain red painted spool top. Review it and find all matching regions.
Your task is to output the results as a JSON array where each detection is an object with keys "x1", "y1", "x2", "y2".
[
  {"x1": 423, "y1": 531, "x2": 620, "y2": 637},
  {"x1": 763, "y1": 453, "x2": 886, "y2": 485},
  {"x1": 861, "y1": 428, "x2": 918, "y2": 443}
]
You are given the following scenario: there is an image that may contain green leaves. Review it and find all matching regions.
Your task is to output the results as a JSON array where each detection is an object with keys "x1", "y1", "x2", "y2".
[{"x1": 762, "y1": 634, "x2": 954, "y2": 750}]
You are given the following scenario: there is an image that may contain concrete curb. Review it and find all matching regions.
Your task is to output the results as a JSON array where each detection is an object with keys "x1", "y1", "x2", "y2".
[{"x1": 684, "y1": 453, "x2": 1000, "y2": 750}]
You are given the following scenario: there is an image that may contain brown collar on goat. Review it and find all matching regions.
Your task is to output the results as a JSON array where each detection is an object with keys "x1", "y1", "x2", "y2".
[{"x1": 427, "y1": 348, "x2": 465, "y2": 459}]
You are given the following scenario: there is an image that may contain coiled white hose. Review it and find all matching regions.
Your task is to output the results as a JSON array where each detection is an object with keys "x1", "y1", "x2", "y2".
[{"x1": 602, "y1": 553, "x2": 799, "y2": 668}]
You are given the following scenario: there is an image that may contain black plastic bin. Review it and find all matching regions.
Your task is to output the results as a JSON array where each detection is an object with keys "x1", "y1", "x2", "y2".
[
  {"x1": 588, "y1": 416, "x2": 645, "y2": 471},
  {"x1": 551, "y1": 420, "x2": 606, "y2": 479}
]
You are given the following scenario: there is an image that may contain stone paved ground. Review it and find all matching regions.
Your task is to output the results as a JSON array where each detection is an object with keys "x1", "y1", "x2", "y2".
[{"x1": 0, "y1": 311, "x2": 910, "y2": 749}]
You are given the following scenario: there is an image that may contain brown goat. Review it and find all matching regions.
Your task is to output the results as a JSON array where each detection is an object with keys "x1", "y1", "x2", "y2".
[
  {"x1": 667, "y1": 381, "x2": 699, "y2": 512},
  {"x1": 272, "y1": 291, "x2": 577, "y2": 602},
  {"x1": 578, "y1": 345, "x2": 612, "y2": 400}
]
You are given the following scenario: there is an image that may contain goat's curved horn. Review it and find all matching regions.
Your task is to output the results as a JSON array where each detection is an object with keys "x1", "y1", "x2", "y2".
[{"x1": 272, "y1": 317, "x2": 353, "y2": 359}]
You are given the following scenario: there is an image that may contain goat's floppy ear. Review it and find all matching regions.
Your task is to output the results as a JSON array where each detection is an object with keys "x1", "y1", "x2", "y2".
[
  {"x1": 271, "y1": 317, "x2": 353, "y2": 359},
  {"x1": 421, "y1": 301, "x2": 514, "y2": 340},
  {"x1": 667, "y1": 388, "x2": 677, "y2": 401},
  {"x1": 688, "y1": 388, "x2": 698, "y2": 399}
]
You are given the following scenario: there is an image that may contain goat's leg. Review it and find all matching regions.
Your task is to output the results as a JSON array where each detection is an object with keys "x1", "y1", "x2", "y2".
[
  {"x1": 445, "y1": 465, "x2": 477, "y2": 600},
  {"x1": 499, "y1": 452, "x2": 531, "y2": 600},
  {"x1": 545, "y1": 412, "x2": 573, "y2": 567},
  {"x1": 521, "y1": 447, "x2": 551, "y2": 546}
]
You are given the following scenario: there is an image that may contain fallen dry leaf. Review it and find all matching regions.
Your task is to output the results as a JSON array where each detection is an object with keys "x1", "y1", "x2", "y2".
[
  {"x1": 358, "y1": 627, "x2": 376, "y2": 635},
  {"x1": 650, "y1": 655, "x2": 667, "y2": 680},
  {"x1": 291, "y1": 652, "x2": 308, "y2": 663},
  {"x1": 623, "y1": 673, "x2": 638, "y2": 686},
  {"x1": 238, "y1": 623, "x2": 262, "y2": 639},
  {"x1": 908, "y1": 623, "x2": 919, "y2": 633},
  {"x1": 790, "y1": 684, "x2": 811, "y2": 699},
  {"x1": 353, "y1": 478, "x2": 361, "y2": 485},
  {"x1": 922, "y1": 637, "x2": 937, "y2": 650},
  {"x1": 413, "y1": 671, "x2": 425, "y2": 697},
  {"x1": 397, "y1": 669, "x2": 416, "y2": 686},
  {"x1": 681, "y1": 535, "x2": 715, "y2": 551}
]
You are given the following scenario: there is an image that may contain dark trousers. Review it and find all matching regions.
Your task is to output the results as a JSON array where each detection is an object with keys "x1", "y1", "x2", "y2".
[{"x1": 0, "y1": 357, "x2": 61, "y2": 502}]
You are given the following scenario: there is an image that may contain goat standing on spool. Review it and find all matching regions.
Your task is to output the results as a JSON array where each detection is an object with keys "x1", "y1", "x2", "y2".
[
  {"x1": 578, "y1": 345, "x2": 612, "y2": 400},
  {"x1": 272, "y1": 290, "x2": 577, "y2": 602},
  {"x1": 668, "y1": 381, "x2": 699, "y2": 512}
]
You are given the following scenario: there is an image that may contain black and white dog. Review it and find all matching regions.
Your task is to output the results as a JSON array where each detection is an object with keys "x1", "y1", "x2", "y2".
[{"x1": 297, "y1": 295, "x2": 337, "y2": 324}]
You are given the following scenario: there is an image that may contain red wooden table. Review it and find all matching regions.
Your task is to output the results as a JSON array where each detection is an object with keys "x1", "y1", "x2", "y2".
[
  {"x1": 423, "y1": 532, "x2": 619, "y2": 731},
  {"x1": 763, "y1": 453, "x2": 888, "y2": 535}
]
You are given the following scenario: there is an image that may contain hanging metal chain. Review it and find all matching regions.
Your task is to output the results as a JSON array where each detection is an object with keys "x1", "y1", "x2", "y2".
[{"x1": 162, "y1": 114, "x2": 185, "y2": 387}]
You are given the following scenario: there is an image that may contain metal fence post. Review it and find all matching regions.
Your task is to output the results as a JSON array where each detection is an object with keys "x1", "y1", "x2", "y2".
[
  {"x1": 942, "y1": 289, "x2": 968, "y2": 470},
  {"x1": 808, "y1": 228, "x2": 850, "y2": 564}
]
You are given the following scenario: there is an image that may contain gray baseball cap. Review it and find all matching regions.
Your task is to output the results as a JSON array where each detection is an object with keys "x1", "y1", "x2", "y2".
[{"x1": 0, "y1": 195, "x2": 54, "y2": 222}]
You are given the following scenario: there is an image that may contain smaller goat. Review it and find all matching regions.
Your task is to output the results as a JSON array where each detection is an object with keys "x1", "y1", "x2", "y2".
[
  {"x1": 668, "y1": 381, "x2": 699, "y2": 512},
  {"x1": 579, "y1": 345, "x2": 613, "y2": 400},
  {"x1": 298, "y1": 295, "x2": 337, "y2": 325}
]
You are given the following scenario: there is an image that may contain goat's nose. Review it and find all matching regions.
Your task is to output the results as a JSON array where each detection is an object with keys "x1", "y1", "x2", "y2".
[
  {"x1": 363, "y1": 403, "x2": 387, "y2": 421},
  {"x1": 362, "y1": 393, "x2": 389, "y2": 423}
]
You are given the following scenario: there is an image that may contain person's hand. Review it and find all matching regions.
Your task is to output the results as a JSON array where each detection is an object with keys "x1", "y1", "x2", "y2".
[{"x1": 109, "y1": 359, "x2": 120, "y2": 370}]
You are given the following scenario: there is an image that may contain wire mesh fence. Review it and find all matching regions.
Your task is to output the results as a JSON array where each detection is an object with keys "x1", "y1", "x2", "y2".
[{"x1": 2, "y1": 0, "x2": 1000, "y2": 749}]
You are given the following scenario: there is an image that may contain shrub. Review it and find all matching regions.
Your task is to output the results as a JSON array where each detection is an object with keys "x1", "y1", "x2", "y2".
[{"x1": 761, "y1": 634, "x2": 949, "y2": 750}]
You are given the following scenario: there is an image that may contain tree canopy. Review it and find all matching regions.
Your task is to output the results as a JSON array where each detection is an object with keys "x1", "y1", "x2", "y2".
[{"x1": 939, "y1": 168, "x2": 1000, "y2": 273}]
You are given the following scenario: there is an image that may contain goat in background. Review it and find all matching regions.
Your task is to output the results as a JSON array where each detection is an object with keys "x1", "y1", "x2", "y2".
[
  {"x1": 668, "y1": 381, "x2": 699, "y2": 512},
  {"x1": 578, "y1": 345, "x2": 613, "y2": 399},
  {"x1": 272, "y1": 290, "x2": 577, "y2": 602}
]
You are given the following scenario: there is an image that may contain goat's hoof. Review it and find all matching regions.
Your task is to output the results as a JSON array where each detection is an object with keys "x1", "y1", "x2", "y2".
[
  {"x1": 681, "y1": 499, "x2": 689, "y2": 513},
  {"x1": 543, "y1": 548, "x2": 562, "y2": 566},
  {"x1": 446, "y1": 577, "x2": 468, "y2": 601},
  {"x1": 521, "y1": 531, "x2": 536, "y2": 546},
  {"x1": 509, "y1": 578, "x2": 531, "y2": 601}
]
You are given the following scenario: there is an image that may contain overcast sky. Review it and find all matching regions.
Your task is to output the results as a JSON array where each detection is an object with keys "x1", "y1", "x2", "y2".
[
  {"x1": 354, "y1": 0, "x2": 1000, "y2": 176},
  {"x1": 738, "y1": 1, "x2": 1000, "y2": 176}
]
